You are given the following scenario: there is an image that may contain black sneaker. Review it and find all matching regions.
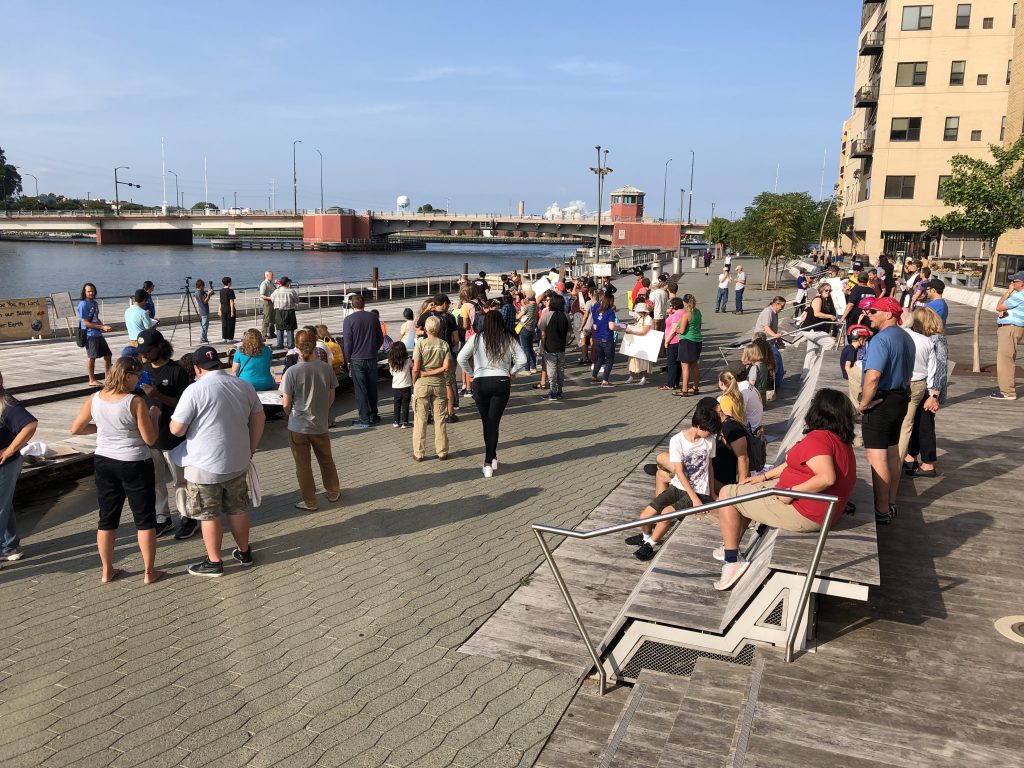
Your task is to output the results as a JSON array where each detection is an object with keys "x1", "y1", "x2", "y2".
[
  {"x1": 232, "y1": 547, "x2": 254, "y2": 566},
  {"x1": 633, "y1": 543, "x2": 657, "y2": 561},
  {"x1": 624, "y1": 534, "x2": 645, "y2": 546},
  {"x1": 643, "y1": 463, "x2": 659, "y2": 476},
  {"x1": 188, "y1": 558, "x2": 224, "y2": 577},
  {"x1": 154, "y1": 518, "x2": 175, "y2": 538},
  {"x1": 174, "y1": 518, "x2": 199, "y2": 540},
  {"x1": 445, "y1": 413, "x2": 460, "y2": 423}
]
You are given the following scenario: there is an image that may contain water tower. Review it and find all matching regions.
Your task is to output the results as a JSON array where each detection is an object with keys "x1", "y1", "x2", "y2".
[{"x1": 397, "y1": 195, "x2": 410, "y2": 213}]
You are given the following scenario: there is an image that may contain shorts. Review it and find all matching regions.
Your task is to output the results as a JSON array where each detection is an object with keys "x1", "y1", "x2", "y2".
[
  {"x1": 650, "y1": 485, "x2": 712, "y2": 512},
  {"x1": 445, "y1": 355, "x2": 457, "y2": 387},
  {"x1": 185, "y1": 471, "x2": 250, "y2": 520},
  {"x1": 86, "y1": 335, "x2": 112, "y2": 360},
  {"x1": 679, "y1": 339, "x2": 703, "y2": 363},
  {"x1": 720, "y1": 480, "x2": 820, "y2": 532},
  {"x1": 861, "y1": 388, "x2": 910, "y2": 450}
]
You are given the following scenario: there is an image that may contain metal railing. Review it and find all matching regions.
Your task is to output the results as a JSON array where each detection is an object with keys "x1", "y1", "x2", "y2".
[{"x1": 532, "y1": 487, "x2": 839, "y2": 695}]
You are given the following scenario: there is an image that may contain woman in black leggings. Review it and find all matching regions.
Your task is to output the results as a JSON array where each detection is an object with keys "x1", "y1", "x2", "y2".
[{"x1": 456, "y1": 310, "x2": 528, "y2": 478}]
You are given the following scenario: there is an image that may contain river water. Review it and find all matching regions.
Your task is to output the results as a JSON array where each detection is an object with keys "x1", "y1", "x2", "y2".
[{"x1": 0, "y1": 240, "x2": 577, "y2": 299}]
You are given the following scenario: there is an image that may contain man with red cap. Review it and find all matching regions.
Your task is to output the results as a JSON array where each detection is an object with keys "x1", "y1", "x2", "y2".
[{"x1": 857, "y1": 296, "x2": 914, "y2": 524}]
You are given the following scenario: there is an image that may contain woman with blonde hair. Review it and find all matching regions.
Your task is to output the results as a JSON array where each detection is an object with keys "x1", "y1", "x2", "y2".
[
  {"x1": 232, "y1": 329, "x2": 276, "y2": 391},
  {"x1": 717, "y1": 371, "x2": 747, "y2": 426},
  {"x1": 281, "y1": 334, "x2": 340, "y2": 510},
  {"x1": 70, "y1": 356, "x2": 163, "y2": 584},
  {"x1": 411, "y1": 315, "x2": 452, "y2": 461},
  {"x1": 796, "y1": 280, "x2": 838, "y2": 377},
  {"x1": 674, "y1": 293, "x2": 703, "y2": 396},
  {"x1": 742, "y1": 342, "x2": 769, "y2": 406},
  {"x1": 904, "y1": 307, "x2": 948, "y2": 479}
]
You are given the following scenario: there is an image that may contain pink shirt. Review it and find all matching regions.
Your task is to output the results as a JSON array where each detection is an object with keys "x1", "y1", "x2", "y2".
[{"x1": 665, "y1": 309, "x2": 686, "y2": 345}]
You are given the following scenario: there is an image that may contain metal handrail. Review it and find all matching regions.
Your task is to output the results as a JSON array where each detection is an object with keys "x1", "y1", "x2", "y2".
[
  {"x1": 717, "y1": 318, "x2": 837, "y2": 365},
  {"x1": 532, "y1": 487, "x2": 839, "y2": 694}
]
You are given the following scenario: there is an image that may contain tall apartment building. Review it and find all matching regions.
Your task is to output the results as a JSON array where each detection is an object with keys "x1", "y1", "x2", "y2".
[{"x1": 836, "y1": 1, "x2": 1016, "y2": 262}]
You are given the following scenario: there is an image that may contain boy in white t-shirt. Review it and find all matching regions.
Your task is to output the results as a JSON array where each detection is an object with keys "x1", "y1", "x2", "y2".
[{"x1": 627, "y1": 400, "x2": 722, "y2": 561}]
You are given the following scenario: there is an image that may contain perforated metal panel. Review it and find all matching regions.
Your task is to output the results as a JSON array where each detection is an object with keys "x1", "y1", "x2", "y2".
[
  {"x1": 620, "y1": 641, "x2": 756, "y2": 680},
  {"x1": 763, "y1": 600, "x2": 785, "y2": 627}
]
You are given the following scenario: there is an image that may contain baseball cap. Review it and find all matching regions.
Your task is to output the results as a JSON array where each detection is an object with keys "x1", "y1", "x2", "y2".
[
  {"x1": 927, "y1": 278, "x2": 945, "y2": 293},
  {"x1": 120, "y1": 346, "x2": 139, "y2": 358},
  {"x1": 193, "y1": 345, "x2": 224, "y2": 370},
  {"x1": 857, "y1": 295, "x2": 878, "y2": 311},
  {"x1": 847, "y1": 324, "x2": 872, "y2": 339},
  {"x1": 136, "y1": 328, "x2": 166, "y2": 356},
  {"x1": 1010, "y1": 270, "x2": 1024, "y2": 282}
]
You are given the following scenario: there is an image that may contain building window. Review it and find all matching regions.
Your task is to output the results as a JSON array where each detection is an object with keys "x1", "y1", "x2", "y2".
[
  {"x1": 902, "y1": 4, "x2": 934, "y2": 29},
  {"x1": 1008, "y1": 60, "x2": 1013, "y2": 85},
  {"x1": 944, "y1": 117, "x2": 960, "y2": 141},
  {"x1": 950, "y1": 60, "x2": 966, "y2": 85},
  {"x1": 1001, "y1": 115, "x2": 1007, "y2": 141},
  {"x1": 977, "y1": 74, "x2": 988, "y2": 85},
  {"x1": 937, "y1": 175, "x2": 951, "y2": 200},
  {"x1": 890, "y1": 117, "x2": 922, "y2": 141},
  {"x1": 884, "y1": 176, "x2": 916, "y2": 199},
  {"x1": 971, "y1": 129, "x2": 982, "y2": 141},
  {"x1": 956, "y1": 3, "x2": 972, "y2": 28},
  {"x1": 896, "y1": 62, "x2": 928, "y2": 86},
  {"x1": 983, "y1": 16, "x2": 994, "y2": 28}
]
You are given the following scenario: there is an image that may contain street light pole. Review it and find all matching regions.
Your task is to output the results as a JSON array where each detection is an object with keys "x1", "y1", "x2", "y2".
[
  {"x1": 292, "y1": 139, "x2": 302, "y2": 214},
  {"x1": 679, "y1": 188, "x2": 684, "y2": 223},
  {"x1": 315, "y1": 149, "x2": 324, "y2": 213},
  {"x1": 589, "y1": 145, "x2": 613, "y2": 263},
  {"x1": 687, "y1": 150, "x2": 695, "y2": 224},
  {"x1": 662, "y1": 158, "x2": 672, "y2": 221},
  {"x1": 168, "y1": 170, "x2": 179, "y2": 211},
  {"x1": 25, "y1": 173, "x2": 38, "y2": 198}
]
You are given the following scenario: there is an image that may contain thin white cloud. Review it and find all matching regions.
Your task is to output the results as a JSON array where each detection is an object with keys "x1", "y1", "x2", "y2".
[{"x1": 402, "y1": 65, "x2": 510, "y2": 82}]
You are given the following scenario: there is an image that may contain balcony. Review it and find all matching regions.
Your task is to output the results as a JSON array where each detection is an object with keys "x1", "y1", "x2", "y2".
[
  {"x1": 854, "y1": 84, "x2": 879, "y2": 108},
  {"x1": 849, "y1": 136, "x2": 875, "y2": 158},
  {"x1": 859, "y1": 30, "x2": 884, "y2": 55}
]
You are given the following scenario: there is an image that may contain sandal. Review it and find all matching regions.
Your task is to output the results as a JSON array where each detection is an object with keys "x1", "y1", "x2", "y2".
[
  {"x1": 531, "y1": 383, "x2": 545, "y2": 389},
  {"x1": 672, "y1": 390, "x2": 690, "y2": 397}
]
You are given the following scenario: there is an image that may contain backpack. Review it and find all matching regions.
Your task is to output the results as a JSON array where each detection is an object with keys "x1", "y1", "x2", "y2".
[
  {"x1": 471, "y1": 302, "x2": 485, "y2": 334},
  {"x1": 380, "y1": 335, "x2": 394, "y2": 354},
  {"x1": 742, "y1": 423, "x2": 768, "y2": 472}
]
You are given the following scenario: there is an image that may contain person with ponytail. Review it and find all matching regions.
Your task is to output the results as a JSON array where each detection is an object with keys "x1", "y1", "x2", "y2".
[
  {"x1": 0, "y1": 369, "x2": 38, "y2": 561},
  {"x1": 457, "y1": 310, "x2": 527, "y2": 477},
  {"x1": 281, "y1": 333, "x2": 341, "y2": 511}
]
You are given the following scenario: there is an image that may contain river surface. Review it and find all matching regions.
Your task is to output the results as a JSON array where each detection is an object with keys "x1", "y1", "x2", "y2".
[{"x1": 0, "y1": 240, "x2": 576, "y2": 299}]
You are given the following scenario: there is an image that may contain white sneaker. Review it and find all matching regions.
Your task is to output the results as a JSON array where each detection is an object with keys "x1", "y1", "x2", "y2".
[
  {"x1": 638, "y1": 377, "x2": 646, "y2": 386},
  {"x1": 491, "y1": 459, "x2": 498, "y2": 471},
  {"x1": 625, "y1": 376, "x2": 635, "y2": 384},
  {"x1": 482, "y1": 465, "x2": 493, "y2": 478},
  {"x1": 714, "y1": 558, "x2": 750, "y2": 591},
  {"x1": 712, "y1": 546, "x2": 725, "y2": 562}
]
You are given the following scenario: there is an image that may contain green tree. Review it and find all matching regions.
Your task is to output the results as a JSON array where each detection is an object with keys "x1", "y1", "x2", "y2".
[
  {"x1": 922, "y1": 136, "x2": 1024, "y2": 372},
  {"x1": 0, "y1": 146, "x2": 22, "y2": 204},
  {"x1": 733, "y1": 192, "x2": 819, "y2": 289},
  {"x1": 417, "y1": 203, "x2": 435, "y2": 213},
  {"x1": 191, "y1": 201, "x2": 219, "y2": 211},
  {"x1": 704, "y1": 217, "x2": 732, "y2": 258}
]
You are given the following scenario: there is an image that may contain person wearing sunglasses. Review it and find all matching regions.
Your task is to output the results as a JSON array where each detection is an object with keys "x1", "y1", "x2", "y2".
[
  {"x1": 796, "y1": 281, "x2": 838, "y2": 379},
  {"x1": 993, "y1": 270, "x2": 1024, "y2": 400},
  {"x1": 857, "y1": 296, "x2": 915, "y2": 524}
]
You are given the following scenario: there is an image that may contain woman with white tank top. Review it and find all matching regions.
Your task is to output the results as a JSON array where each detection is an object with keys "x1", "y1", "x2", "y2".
[{"x1": 71, "y1": 356, "x2": 162, "y2": 583}]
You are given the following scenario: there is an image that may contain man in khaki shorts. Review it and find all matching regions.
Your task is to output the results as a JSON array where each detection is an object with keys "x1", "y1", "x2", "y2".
[{"x1": 170, "y1": 346, "x2": 265, "y2": 577}]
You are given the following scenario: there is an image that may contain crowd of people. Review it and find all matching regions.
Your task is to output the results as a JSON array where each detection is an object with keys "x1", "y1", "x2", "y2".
[{"x1": 1, "y1": 254, "x2": 1020, "y2": 590}]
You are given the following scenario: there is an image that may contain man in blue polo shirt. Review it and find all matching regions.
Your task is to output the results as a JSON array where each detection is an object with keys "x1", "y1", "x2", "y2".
[
  {"x1": 993, "y1": 270, "x2": 1024, "y2": 400},
  {"x1": 858, "y1": 296, "x2": 915, "y2": 525}
]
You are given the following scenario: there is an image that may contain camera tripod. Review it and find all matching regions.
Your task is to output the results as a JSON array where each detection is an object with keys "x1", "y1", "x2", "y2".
[{"x1": 168, "y1": 277, "x2": 200, "y2": 347}]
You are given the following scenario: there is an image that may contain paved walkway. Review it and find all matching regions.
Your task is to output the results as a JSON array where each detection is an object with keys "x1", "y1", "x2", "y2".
[{"x1": 0, "y1": 262, "x2": 775, "y2": 767}]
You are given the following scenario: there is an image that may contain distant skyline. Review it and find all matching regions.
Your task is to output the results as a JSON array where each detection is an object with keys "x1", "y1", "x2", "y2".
[{"x1": 3, "y1": 1, "x2": 859, "y2": 219}]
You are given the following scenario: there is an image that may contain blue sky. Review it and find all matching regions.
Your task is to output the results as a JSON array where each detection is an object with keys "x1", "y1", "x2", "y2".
[{"x1": 3, "y1": 1, "x2": 859, "y2": 219}]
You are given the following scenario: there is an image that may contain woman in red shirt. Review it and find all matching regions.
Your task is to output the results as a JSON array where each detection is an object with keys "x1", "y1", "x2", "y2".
[{"x1": 713, "y1": 388, "x2": 857, "y2": 590}]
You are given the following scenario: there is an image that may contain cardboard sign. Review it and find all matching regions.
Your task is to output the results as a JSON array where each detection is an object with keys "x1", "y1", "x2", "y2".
[
  {"x1": 0, "y1": 297, "x2": 51, "y2": 341},
  {"x1": 825, "y1": 277, "x2": 848, "y2": 313},
  {"x1": 620, "y1": 328, "x2": 664, "y2": 363},
  {"x1": 592, "y1": 263, "x2": 612, "y2": 277},
  {"x1": 50, "y1": 291, "x2": 76, "y2": 320},
  {"x1": 530, "y1": 276, "x2": 553, "y2": 297}
]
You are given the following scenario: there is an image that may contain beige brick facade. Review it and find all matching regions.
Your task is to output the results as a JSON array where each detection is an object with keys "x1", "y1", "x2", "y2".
[{"x1": 837, "y1": 1, "x2": 1015, "y2": 264}]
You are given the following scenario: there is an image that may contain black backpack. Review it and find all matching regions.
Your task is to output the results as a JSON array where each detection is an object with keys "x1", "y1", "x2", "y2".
[
  {"x1": 743, "y1": 423, "x2": 768, "y2": 472},
  {"x1": 471, "y1": 302, "x2": 485, "y2": 334}
]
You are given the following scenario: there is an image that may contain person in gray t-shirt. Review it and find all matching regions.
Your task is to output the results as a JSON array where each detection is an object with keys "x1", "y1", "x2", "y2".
[{"x1": 281, "y1": 336, "x2": 340, "y2": 511}]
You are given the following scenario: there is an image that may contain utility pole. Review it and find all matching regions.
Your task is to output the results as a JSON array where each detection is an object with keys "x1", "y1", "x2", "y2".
[
  {"x1": 161, "y1": 137, "x2": 168, "y2": 212},
  {"x1": 204, "y1": 157, "x2": 209, "y2": 212},
  {"x1": 687, "y1": 150, "x2": 695, "y2": 224},
  {"x1": 315, "y1": 149, "x2": 324, "y2": 212},
  {"x1": 661, "y1": 158, "x2": 672, "y2": 221},
  {"x1": 589, "y1": 146, "x2": 613, "y2": 263},
  {"x1": 292, "y1": 139, "x2": 302, "y2": 214}
]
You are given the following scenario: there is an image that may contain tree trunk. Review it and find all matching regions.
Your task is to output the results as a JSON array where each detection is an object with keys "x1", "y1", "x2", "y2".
[
  {"x1": 971, "y1": 239, "x2": 997, "y2": 373},
  {"x1": 762, "y1": 243, "x2": 775, "y2": 291}
]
